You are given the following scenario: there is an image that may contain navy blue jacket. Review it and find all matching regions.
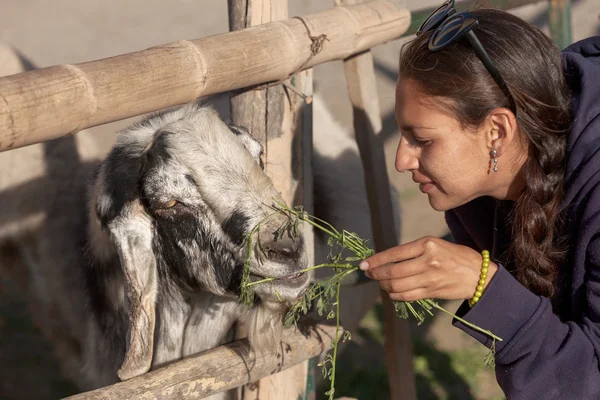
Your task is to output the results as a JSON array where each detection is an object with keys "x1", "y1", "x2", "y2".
[{"x1": 446, "y1": 36, "x2": 600, "y2": 399}]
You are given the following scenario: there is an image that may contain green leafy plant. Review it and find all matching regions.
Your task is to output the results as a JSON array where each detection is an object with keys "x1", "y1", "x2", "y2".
[{"x1": 240, "y1": 201, "x2": 502, "y2": 400}]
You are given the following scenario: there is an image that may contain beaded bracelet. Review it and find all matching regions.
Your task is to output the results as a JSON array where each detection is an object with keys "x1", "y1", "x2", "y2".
[{"x1": 468, "y1": 250, "x2": 490, "y2": 308}]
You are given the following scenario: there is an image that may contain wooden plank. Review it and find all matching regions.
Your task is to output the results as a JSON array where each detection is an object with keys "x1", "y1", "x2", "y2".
[
  {"x1": 61, "y1": 324, "x2": 339, "y2": 400},
  {"x1": 0, "y1": 1, "x2": 410, "y2": 152},
  {"x1": 342, "y1": 48, "x2": 417, "y2": 400},
  {"x1": 228, "y1": 1, "x2": 315, "y2": 399}
]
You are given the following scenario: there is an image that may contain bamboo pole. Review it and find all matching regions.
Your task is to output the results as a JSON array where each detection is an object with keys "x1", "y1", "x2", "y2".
[
  {"x1": 228, "y1": 1, "x2": 315, "y2": 399},
  {"x1": 334, "y1": 1, "x2": 416, "y2": 399},
  {"x1": 0, "y1": 1, "x2": 410, "y2": 152},
  {"x1": 61, "y1": 324, "x2": 339, "y2": 400}
]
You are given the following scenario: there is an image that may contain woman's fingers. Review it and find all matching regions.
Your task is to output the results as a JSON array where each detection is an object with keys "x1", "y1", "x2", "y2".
[
  {"x1": 365, "y1": 258, "x2": 423, "y2": 281},
  {"x1": 358, "y1": 237, "x2": 491, "y2": 302},
  {"x1": 389, "y1": 289, "x2": 429, "y2": 302},
  {"x1": 360, "y1": 237, "x2": 430, "y2": 271},
  {"x1": 378, "y1": 273, "x2": 430, "y2": 295}
]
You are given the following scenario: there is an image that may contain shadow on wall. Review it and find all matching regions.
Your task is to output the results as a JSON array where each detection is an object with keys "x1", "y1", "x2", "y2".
[{"x1": 0, "y1": 44, "x2": 85, "y2": 400}]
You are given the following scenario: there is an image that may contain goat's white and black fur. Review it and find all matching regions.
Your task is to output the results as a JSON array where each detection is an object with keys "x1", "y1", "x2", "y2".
[{"x1": 83, "y1": 102, "x2": 313, "y2": 387}]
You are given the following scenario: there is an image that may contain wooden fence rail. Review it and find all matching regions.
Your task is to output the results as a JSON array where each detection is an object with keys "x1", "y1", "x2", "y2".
[
  {"x1": 0, "y1": 0, "x2": 410, "y2": 152},
  {"x1": 62, "y1": 324, "x2": 339, "y2": 400}
]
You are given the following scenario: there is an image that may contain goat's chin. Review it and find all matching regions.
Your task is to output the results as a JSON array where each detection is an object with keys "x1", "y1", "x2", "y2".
[
  {"x1": 244, "y1": 271, "x2": 311, "y2": 354},
  {"x1": 251, "y1": 270, "x2": 312, "y2": 303},
  {"x1": 246, "y1": 300, "x2": 288, "y2": 354}
]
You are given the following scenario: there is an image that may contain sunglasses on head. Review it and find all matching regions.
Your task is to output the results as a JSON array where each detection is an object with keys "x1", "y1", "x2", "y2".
[{"x1": 417, "y1": 0, "x2": 516, "y2": 112}]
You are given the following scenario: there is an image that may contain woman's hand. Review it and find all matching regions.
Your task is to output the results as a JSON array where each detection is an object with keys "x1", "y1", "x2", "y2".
[{"x1": 360, "y1": 236, "x2": 498, "y2": 302}]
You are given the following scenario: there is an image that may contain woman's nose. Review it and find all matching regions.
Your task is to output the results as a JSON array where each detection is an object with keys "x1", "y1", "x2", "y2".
[{"x1": 395, "y1": 136, "x2": 418, "y2": 172}]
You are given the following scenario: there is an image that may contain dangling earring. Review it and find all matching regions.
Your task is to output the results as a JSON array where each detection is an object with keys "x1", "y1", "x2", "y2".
[{"x1": 491, "y1": 149, "x2": 498, "y2": 173}]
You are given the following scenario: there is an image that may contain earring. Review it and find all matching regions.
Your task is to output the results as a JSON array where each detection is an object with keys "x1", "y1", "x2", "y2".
[{"x1": 491, "y1": 149, "x2": 498, "y2": 172}]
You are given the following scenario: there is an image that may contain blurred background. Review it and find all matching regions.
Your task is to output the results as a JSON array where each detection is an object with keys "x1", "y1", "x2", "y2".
[{"x1": 0, "y1": 1, "x2": 598, "y2": 399}]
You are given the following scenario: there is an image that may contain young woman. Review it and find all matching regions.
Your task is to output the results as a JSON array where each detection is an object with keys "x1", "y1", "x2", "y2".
[{"x1": 359, "y1": 1, "x2": 600, "y2": 398}]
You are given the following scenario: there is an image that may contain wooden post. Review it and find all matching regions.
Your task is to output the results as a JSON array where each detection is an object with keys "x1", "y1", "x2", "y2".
[
  {"x1": 343, "y1": 53, "x2": 417, "y2": 400},
  {"x1": 228, "y1": 1, "x2": 314, "y2": 399},
  {"x1": 334, "y1": 1, "x2": 417, "y2": 399}
]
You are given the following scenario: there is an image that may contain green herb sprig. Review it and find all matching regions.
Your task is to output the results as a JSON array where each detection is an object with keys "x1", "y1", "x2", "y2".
[{"x1": 240, "y1": 201, "x2": 502, "y2": 399}]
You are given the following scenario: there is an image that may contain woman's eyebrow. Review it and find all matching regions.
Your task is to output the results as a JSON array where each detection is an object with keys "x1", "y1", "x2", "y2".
[
  {"x1": 394, "y1": 114, "x2": 435, "y2": 131},
  {"x1": 398, "y1": 123, "x2": 436, "y2": 131}
]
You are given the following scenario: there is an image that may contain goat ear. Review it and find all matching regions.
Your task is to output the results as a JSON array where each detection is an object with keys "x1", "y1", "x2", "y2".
[
  {"x1": 108, "y1": 209, "x2": 158, "y2": 381},
  {"x1": 229, "y1": 125, "x2": 264, "y2": 168}
]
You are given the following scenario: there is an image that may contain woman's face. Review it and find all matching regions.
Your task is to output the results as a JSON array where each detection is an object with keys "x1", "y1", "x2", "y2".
[{"x1": 394, "y1": 79, "x2": 494, "y2": 211}]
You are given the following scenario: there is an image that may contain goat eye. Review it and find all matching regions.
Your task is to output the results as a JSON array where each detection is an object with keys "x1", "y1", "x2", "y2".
[{"x1": 157, "y1": 199, "x2": 178, "y2": 209}]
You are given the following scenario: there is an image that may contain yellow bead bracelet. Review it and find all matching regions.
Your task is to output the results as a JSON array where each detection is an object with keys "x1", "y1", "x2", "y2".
[{"x1": 469, "y1": 250, "x2": 490, "y2": 308}]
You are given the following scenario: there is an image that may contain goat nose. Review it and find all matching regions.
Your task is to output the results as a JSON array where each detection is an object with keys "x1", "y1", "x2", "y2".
[
  {"x1": 264, "y1": 238, "x2": 302, "y2": 261},
  {"x1": 275, "y1": 246, "x2": 295, "y2": 257}
]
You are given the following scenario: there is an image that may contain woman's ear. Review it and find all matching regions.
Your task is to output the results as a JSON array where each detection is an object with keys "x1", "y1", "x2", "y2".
[{"x1": 485, "y1": 107, "x2": 519, "y2": 156}]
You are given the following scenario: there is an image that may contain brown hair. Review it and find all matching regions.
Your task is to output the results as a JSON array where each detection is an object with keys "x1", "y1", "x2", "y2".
[{"x1": 399, "y1": 9, "x2": 572, "y2": 297}]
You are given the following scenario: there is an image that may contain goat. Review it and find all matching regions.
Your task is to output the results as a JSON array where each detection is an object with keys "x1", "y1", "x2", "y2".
[
  {"x1": 3, "y1": 102, "x2": 313, "y2": 396},
  {"x1": 84, "y1": 102, "x2": 313, "y2": 387},
  {"x1": 0, "y1": 44, "x2": 397, "y2": 398}
]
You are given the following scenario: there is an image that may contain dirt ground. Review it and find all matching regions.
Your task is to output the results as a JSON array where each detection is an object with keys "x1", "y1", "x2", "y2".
[{"x1": 0, "y1": 1, "x2": 599, "y2": 399}]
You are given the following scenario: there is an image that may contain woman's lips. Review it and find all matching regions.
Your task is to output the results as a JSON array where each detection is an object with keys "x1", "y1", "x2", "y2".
[{"x1": 418, "y1": 182, "x2": 436, "y2": 193}]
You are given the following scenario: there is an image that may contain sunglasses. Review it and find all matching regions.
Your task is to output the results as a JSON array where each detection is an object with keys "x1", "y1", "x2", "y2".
[{"x1": 417, "y1": 0, "x2": 516, "y2": 112}]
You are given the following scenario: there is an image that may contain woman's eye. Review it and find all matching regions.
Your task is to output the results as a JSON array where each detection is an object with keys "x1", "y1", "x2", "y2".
[
  {"x1": 402, "y1": 130, "x2": 431, "y2": 147},
  {"x1": 408, "y1": 135, "x2": 431, "y2": 146}
]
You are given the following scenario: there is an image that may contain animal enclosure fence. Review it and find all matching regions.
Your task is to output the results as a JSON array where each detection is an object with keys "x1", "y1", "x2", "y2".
[{"x1": 0, "y1": 0, "x2": 571, "y2": 399}]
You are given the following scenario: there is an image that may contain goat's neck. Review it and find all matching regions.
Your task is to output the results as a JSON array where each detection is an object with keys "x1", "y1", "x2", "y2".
[
  {"x1": 156, "y1": 291, "x2": 288, "y2": 364},
  {"x1": 185, "y1": 292, "x2": 242, "y2": 354},
  {"x1": 153, "y1": 289, "x2": 242, "y2": 366}
]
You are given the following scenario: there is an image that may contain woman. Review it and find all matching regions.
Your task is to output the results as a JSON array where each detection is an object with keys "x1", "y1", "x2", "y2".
[{"x1": 360, "y1": 2, "x2": 600, "y2": 399}]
